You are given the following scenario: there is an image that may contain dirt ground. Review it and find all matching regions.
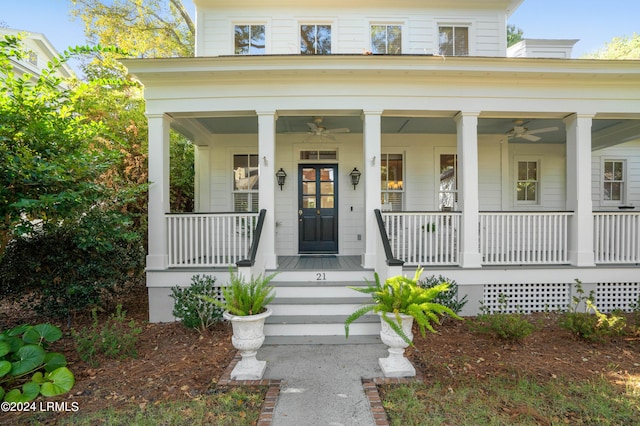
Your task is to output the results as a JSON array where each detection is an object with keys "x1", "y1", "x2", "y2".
[{"x1": 1, "y1": 284, "x2": 638, "y2": 424}]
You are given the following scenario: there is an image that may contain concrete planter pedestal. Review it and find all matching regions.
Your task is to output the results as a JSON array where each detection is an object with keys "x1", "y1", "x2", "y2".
[
  {"x1": 378, "y1": 312, "x2": 416, "y2": 378},
  {"x1": 224, "y1": 308, "x2": 272, "y2": 380}
]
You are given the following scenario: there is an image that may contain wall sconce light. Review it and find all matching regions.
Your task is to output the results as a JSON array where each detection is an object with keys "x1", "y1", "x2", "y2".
[
  {"x1": 349, "y1": 167, "x2": 361, "y2": 190},
  {"x1": 276, "y1": 168, "x2": 287, "y2": 190}
]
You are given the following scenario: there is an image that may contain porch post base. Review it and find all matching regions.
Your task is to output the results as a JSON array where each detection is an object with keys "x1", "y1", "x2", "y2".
[
  {"x1": 146, "y1": 254, "x2": 168, "y2": 270},
  {"x1": 569, "y1": 251, "x2": 595, "y2": 267},
  {"x1": 459, "y1": 252, "x2": 482, "y2": 268},
  {"x1": 363, "y1": 252, "x2": 376, "y2": 269},
  {"x1": 379, "y1": 349, "x2": 416, "y2": 378}
]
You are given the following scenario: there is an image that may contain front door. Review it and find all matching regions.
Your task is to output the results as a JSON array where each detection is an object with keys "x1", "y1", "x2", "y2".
[{"x1": 298, "y1": 165, "x2": 338, "y2": 253}]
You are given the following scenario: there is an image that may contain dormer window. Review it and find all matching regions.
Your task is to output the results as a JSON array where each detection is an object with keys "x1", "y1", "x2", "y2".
[
  {"x1": 28, "y1": 52, "x2": 38, "y2": 65},
  {"x1": 300, "y1": 24, "x2": 331, "y2": 55},
  {"x1": 371, "y1": 25, "x2": 402, "y2": 54},
  {"x1": 235, "y1": 24, "x2": 266, "y2": 55},
  {"x1": 439, "y1": 26, "x2": 469, "y2": 56}
]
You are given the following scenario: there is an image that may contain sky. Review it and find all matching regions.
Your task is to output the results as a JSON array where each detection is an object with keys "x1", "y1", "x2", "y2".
[{"x1": 1, "y1": 0, "x2": 638, "y2": 60}]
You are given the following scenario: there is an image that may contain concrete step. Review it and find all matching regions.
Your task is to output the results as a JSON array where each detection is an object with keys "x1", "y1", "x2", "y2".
[
  {"x1": 264, "y1": 334, "x2": 381, "y2": 345},
  {"x1": 264, "y1": 321, "x2": 380, "y2": 337}
]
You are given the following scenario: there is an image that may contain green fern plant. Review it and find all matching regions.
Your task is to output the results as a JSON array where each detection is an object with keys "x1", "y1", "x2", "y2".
[
  {"x1": 200, "y1": 271, "x2": 276, "y2": 316},
  {"x1": 344, "y1": 268, "x2": 462, "y2": 346}
]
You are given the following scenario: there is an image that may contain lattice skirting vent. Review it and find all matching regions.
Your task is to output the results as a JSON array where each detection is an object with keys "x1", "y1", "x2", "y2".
[
  {"x1": 483, "y1": 283, "x2": 571, "y2": 314},
  {"x1": 596, "y1": 282, "x2": 640, "y2": 313}
]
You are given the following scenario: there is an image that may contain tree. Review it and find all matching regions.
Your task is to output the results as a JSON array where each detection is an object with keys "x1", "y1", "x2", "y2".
[
  {"x1": 0, "y1": 35, "x2": 123, "y2": 254},
  {"x1": 70, "y1": 0, "x2": 195, "y2": 57},
  {"x1": 583, "y1": 33, "x2": 640, "y2": 59},
  {"x1": 507, "y1": 24, "x2": 524, "y2": 47}
]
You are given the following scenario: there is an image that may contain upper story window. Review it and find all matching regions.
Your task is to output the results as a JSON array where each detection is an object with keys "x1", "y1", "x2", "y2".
[
  {"x1": 516, "y1": 160, "x2": 539, "y2": 204},
  {"x1": 28, "y1": 52, "x2": 38, "y2": 66},
  {"x1": 439, "y1": 26, "x2": 469, "y2": 56},
  {"x1": 300, "y1": 25, "x2": 331, "y2": 55},
  {"x1": 603, "y1": 159, "x2": 626, "y2": 204},
  {"x1": 235, "y1": 25, "x2": 265, "y2": 55},
  {"x1": 371, "y1": 25, "x2": 402, "y2": 54}
]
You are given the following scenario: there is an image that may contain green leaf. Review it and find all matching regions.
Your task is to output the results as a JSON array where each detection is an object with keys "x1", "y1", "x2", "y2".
[
  {"x1": 11, "y1": 344, "x2": 45, "y2": 375},
  {"x1": 40, "y1": 367, "x2": 75, "y2": 397},
  {"x1": 31, "y1": 371, "x2": 45, "y2": 384},
  {"x1": 4, "y1": 381, "x2": 40, "y2": 402},
  {"x1": 0, "y1": 385, "x2": 4, "y2": 401},
  {"x1": 0, "y1": 341, "x2": 9, "y2": 358},
  {"x1": 0, "y1": 360, "x2": 11, "y2": 378},
  {"x1": 23, "y1": 324, "x2": 62, "y2": 344},
  {"x1": 43, "y1": 352, "x2": 67, "y2": 372}
]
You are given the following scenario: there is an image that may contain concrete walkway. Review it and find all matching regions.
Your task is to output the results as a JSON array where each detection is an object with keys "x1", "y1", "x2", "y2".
[{"x1": 258, "y1": 344, "x2": 389, "y2": 426}]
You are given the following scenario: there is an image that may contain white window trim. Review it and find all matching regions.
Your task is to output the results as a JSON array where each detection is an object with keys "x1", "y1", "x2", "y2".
[
  {"x1": 298, "y1": 20, "x2": 336, "y2": 54},
  {"x1": 381, "y1": 152, "x2": 405, "y2": 211},
  {"x1": 232, "y1": 20, "x2": 270, "y2": 55},
  {"x1": 231, "y1": 152, "x2": 259, "y2": 212},
  {"x1": 514, "y1": 157, "x2": 541, "y2": 207},
  {"x1": 601, "y1": 158, "x2": 627, "y2": 206},
  {"x1": 435, "y1": 20, "x2": 476, "y2": 56},
  {"x1": 434, "y1": 148, "x2": 458, "y2": 211},
  {"x1": 369, "y1": 21, "x2": 407, "y2": 54}
]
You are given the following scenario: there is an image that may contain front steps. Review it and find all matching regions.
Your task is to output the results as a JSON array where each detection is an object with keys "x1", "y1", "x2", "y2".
[{"x1": 264, "y1": 270, "x2": 381, "y2": 344}]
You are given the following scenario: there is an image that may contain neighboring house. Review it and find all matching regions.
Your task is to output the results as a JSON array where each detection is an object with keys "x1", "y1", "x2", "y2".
[
  {"x1": 0, "y1": 28, "x2": 74, "y2": 81},
  {"x1": 124, "y1": 0, "x2": 640, "y2": 342}
]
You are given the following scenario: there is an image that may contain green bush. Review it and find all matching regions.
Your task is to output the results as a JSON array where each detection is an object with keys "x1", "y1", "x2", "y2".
[
  {"x1": 470, "y1": 294, "x2": 536, "y2": 343},
  {"x1": 418, "y1": 274, "x2": 468, "y2": 317},
  {"x1": 559, "y1": 280, "x2": 627, "y2": 342},
  {"x1": 0, "y1": 209, "x2": 145, "y2": 321},
  {"x1": 1, "y1": 323, "x2": 74, "y2": 402},
  {"x1": 72, "y1": 305, "x2": 142, "y2": 367},
  {"x1": 171, "y1": 275, "x2": 224, "y2": 332}
]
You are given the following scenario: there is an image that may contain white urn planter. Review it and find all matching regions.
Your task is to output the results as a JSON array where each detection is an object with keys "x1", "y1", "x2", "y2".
[
  {"x1": 378, "y1": 312, "x2": 416, "y2": 378},
  {"x1": 224, "y1": 308, "x2": 272, "y2": 380}
]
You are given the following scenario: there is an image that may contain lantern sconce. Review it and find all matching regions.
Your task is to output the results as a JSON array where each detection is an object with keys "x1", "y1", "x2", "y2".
[
  {"x1": 349, "y1": 167, "x2": 361, "y2": 190},
  {"x1": 276, "y1": 168, "x2": 287, "y2": 190}
]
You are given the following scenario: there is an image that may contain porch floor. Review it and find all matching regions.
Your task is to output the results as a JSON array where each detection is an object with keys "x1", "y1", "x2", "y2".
[{"x1": 277, "y1": 255, "x2": 363, "y2": 271}]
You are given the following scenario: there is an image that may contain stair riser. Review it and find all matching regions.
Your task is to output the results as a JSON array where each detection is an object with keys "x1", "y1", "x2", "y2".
[
  {"x1": 264, "y1": 322, "x2": 380, "y2": 336},
  {"x1": 268, "y1": 271, "x2": 375, "y2": 282},
  {"x1": 273, "y1": 287, "x2": 366, "y2": 298},
  {"x1": 269, "y1": 304, "x2": 369, "y2": 315}
]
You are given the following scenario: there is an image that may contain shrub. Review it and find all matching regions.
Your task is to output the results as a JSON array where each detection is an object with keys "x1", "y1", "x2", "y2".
[
  {"x1": 418, "y1": 274, "x2": 468, "y2": 317},
  {"x1": 559, "y1": 280, "x2": 627, "y2": 342},
  {"x1": 171, "y1": 275, "x2": 224, "y2": 333},
  {"x1": 470, "y1": 294, "x2": 535, "y2": 343},
  {"x1": 0, "y1": 323, "x2": 74, "y2": 402},
  {"x1": 72, "y1": 305, "x2": 142, "y2": 367},
  {"x1": 0, "y1": 209, "x2": 145, "y2": 321}
]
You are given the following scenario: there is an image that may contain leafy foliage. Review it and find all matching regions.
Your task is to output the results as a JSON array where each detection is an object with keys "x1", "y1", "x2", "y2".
[
  {"x1": 171, "y1": 275, "x2": 224, "y2": 332},
  {"x1": 70, "y1": 0, "x2": 195, "y2": 58},
  {"x1": 583, "y1": 32, "x2": 640, "y2": 59},
  {"x1": 559, "y1": 280, "x2": 627, "y2": 342},
  {"x1": 0, "y1": 209, "x2": 145, "y2": 320},
  {"x1": 418, "y1": 274, "x2": 468, "y2": 317},
  {"x1": 344, "y1": 268, "x2": 462, "y2": 346},
  {"x1": 470, "y1": 294, "x2": 536, "y2": 343},
  {"x1": 507, "y1": 24, "x2": 524, "y2": 47},
  {"x1": 0, "y1": 323, "x2": 74, "y2": 402},
  {"x1": 72, "y1": 305, "x2": 143, "y2": 367},
  {"x1": 200, "y1": 271, "x2": 276, "y2": 316}
]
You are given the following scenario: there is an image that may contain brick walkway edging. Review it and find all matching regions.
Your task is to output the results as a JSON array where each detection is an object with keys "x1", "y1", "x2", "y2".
[{"x1": 217, "y1": 351, "x2": 423, "y2": 425}]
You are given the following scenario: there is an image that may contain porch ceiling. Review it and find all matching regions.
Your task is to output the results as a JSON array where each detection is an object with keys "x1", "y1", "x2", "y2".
[{"x1": 171, "y1": 114, "x2": 639, "y2": 149}]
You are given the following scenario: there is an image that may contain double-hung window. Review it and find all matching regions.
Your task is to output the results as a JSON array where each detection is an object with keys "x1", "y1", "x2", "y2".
[
  {"x1": 516, "y1": 160, "x2": 539, "y2": 204},
  {"x1": 300, "y1": 24, "x2": 331, "y2": 54},
  {"x1": 438, "y1": 26, "x2": 469, "y2": 56},
  {"x1": 235, "y1": 25, "x2": 265, "y2": 55},
  {"x1": 439, "y1": 154, "x2": 458, "y2": 211},
  {"x1": 371, "y1": 24, "x2": 402, "y2": 54},
  {"x1": 603, "y1": 159, "x2": 626, "y2": 204},
  {"x1": 233, "y1": 154, "x2": 259, "y2": 212},
  {"x1": 381, "y1": 154, "x2": 404, "y2": 211}
]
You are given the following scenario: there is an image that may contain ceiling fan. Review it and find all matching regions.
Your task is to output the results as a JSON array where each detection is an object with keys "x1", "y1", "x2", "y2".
[
  {"x1": 303, "y1": 117, "x2": 351, "y2": 139},
  {"x1": 508, "y1": 120, "x2": 559, "y2": 142}
]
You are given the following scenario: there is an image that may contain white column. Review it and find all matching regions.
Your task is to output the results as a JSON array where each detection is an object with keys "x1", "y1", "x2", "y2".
[
  {"x1": 455, "y1": 112, "x2": 482, "y2": 268},
  {"x1": 257, "y1": 111, "x2": 278, "y2": 270},
  {"x1": 565, "y1": 114, "x2": 595, "y2": 266},
  {"x1": 146, "y1": 114, "x2": 171, "y2": 270},
  {"x1": 363, "y1": 111, "x2": 382, "y2": 268}
]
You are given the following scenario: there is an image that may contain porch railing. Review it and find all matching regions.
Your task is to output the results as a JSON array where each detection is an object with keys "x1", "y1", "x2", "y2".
[
  {"x1": 166, "y1": 212, "x2": 259, "y2": 267},
  {"x1": 479, "y1": 212, "x2": 571, "y2": 265},
  {"x1": 382, "y1": 211, "x2": 461, "y2": 266},
  {"x1": 594, "y1": 212, "x2": 640, "y2": 264}
]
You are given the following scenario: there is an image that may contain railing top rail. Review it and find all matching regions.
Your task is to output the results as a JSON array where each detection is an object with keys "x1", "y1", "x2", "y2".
[
  {"x1": 166, "y1": 211, "x2": 259, "y2": 216},
  {"x1": 593, "y1": 211, "x2": 640, "y2": 215},
  {"x1": 381, "y1": 211, "x2": 462, "y2": 215},
  {"x1": 479, "y1": 211, "x2": 573, "y2": 215}
]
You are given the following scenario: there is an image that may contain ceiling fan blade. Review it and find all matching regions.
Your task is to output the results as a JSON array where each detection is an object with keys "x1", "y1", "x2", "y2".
[
  {"x1": 326, "y1": 128, "x2": 350, "y2": 134},
  {"x1": 526, "y1": 126, "x2": 559, "y2": 135},
  {"x1": 520, "y1": 134, "x2": 541, "y2": 142},
  {"x1": 307, "y1": 122, "x2": 319, "y2": 132}
]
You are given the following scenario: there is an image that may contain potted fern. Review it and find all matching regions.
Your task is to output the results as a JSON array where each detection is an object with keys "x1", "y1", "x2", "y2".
[
  {"x1": 200, "y1": 271, "x2": 276, "y2": 380},
  {"x1": 344, "y1": 268, "x2": 461, "y2": 377}
]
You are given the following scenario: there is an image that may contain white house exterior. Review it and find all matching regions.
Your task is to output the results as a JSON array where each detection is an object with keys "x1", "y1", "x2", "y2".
[{"x1": 124, "y1": 0, "x2": 640, "y2": 342}]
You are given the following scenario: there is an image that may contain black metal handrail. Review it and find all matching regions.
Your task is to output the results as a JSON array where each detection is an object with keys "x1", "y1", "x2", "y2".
[
  {"x1": 237, "y1": 209, "x2": 267, "y2": 267},
  {"x1": 374, "y1": 209, "x2": 404, "y2": 267}
]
